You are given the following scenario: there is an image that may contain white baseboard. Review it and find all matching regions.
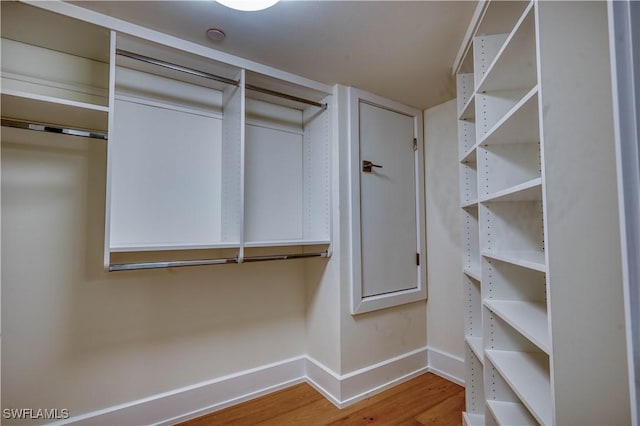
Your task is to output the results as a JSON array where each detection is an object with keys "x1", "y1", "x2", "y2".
[
  {"x1": 339, "y1": 347, "x2": 429, "y2": 406},
  {"x1": 52, "y1": 346, "x2": 463, "y2": 425},
  {"x1": 52, "y1": 356, "x2": 306, "y2": 426},
  {"x1": 426, "y1": 346, "x2": 465, "y2": 386},
  {"x1": 305, "y1": 356, "x2": 342, "y2": 406},
  {"x1": 306, "y1": 347, "x2": 429, "y2": 408}
]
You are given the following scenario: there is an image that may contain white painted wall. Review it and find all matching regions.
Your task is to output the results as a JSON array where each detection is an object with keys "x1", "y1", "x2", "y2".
[
  {"x1": 1, "y1": 128, "x2": 307, "y2": 422},
  {"x1": 424, "y1": 99, "x2": 464, "y2": 360}
]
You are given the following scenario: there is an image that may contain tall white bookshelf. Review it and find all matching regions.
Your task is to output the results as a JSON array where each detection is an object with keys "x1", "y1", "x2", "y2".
[{"x1": 456, "y1": 1, "x2": 631, "y2": 425}]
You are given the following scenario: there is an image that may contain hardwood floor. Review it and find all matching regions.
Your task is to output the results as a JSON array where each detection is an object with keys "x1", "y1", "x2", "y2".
[{"x1": 179, "y1": 373, "x2": 465, "y2": 426}]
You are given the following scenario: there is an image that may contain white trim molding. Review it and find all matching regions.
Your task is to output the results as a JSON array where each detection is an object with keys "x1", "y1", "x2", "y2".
[
  {"x1": 609, "y1": 1, "x2": 640, "y2": 423},
  {"x1": 426, "y1": 347, "x2": 465, "y2": 387},
  {"x1": 347, "y1": 87, "x2": 427, "y2": 314},
  {"x1": 50, "y1": 347, "x2": 466, "y2": 425},
  {"x1": 50, "y1": 357, "x2": 306, "y2": 426},
  {"x1": 306, "y1": 347, "x2": 429, "y2": 408}
]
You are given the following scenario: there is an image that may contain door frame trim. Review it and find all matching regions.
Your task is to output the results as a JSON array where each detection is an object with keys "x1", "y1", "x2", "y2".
[{"x1": 347, "y1": 87, "x2": 427, "y2": 314}]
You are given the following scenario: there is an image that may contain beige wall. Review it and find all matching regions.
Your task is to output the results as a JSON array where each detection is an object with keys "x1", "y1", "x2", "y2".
[
  {"x1": 424, "y1": 99, "x2": 464, "y2": 359},
  {"x1": 1, "y1": 128, "x2": 307, "y2": 421},
  {"x1": 1, "y1": 93, "x2": 466, "y2": 423}
]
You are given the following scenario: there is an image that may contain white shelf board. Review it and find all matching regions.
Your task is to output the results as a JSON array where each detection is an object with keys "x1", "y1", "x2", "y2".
[
  {"x1": 482, "y1": 250, "x2": 546, "y2": 273},
  {"x1": 243, "y1": 239, "x2": 330, "y2": 248},
  {"x1": 484, "y1": 300, "x2": 550, "y2": 353},
  {"x1": 479, "y1": 86, "x2": 539, "y2": 146},
  {"x1": 461, "y1": 198, "x2": 479, "y2": 209},
  {"x1": 462, "y1": 412, "x2": 485, "y2": 426},
  {"x1": 466, "y1": 335, "x2": 484, "y2": 365},
  {"x1": 457, "y1": 73, "x2": 474, "y2": 113},
  {"x1": 480, "y1": 177, "x2": 542, "y2": 203},
  {"x1": 485, "y1": 350, "x2": 552, "y2": 426},
  {"x1": 459, "y1": 145, "x2": 477, "y2": 164},
  {"x1": 476, "y1": 2, "x2": 536, "y2": 93},
  {"x1": 1, "y1": 90, "x2": 109, "y2": 131},
  {"x1": 110, "y1": 242, "x2": 241, "y2": 252},
  {"x1": 458, "y1": 93, "x2": 476, "y2": 121},
  {"x1": 486, "y1": 401, "x2": 537, "y2": 426},
  {"x1": 464, "y1": 266, "x2": 481, "y2": 282}
]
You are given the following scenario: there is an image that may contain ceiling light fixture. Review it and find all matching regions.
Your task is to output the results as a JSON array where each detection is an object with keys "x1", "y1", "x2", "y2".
[{"x1": 215, "y1": 0, "x2": 279, "y2": 12}]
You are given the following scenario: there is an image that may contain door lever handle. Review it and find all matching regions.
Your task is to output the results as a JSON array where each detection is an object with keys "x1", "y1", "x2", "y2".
[{"x1": 362, "y1": 160, "x2": 383, "y2": 173}]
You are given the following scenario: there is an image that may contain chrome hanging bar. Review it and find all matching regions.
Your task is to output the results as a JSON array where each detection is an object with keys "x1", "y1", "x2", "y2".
[
  {"x1": 109, "y1": 257, "x2": 238, "y2": 272},
  {"x1": 242, "y1": 251, "x2": 330, "y2": 263},
  {"x1": 109, "y1": 250, "x2": 329, "y2": 271},
  {"x1": 245, "y1": 84, "x2": 327, "y2": 110},
  {"x1": 116, "y1": 49, "x2": 240, "y2": 86},
  {"x1": 115, "y1": 49, "x2": 327, "y2": 110},
  {"x1": 1, "y1": 118, "x2": 107, "y2": 140}
]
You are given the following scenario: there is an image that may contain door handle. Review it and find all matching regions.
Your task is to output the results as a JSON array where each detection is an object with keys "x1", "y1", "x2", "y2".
[{"x1": 362, "y1": 160, "x2": 383, "y2": 173}]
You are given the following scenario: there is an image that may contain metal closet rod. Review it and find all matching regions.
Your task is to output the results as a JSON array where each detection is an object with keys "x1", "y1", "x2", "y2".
[
  {"x1": 115, "y1": 49, "x2": 327, "y2": 110},
  {"x1": 109, "y1": 249, "x2": 329, "y2": 272},
  {"x1": 1, "y1": 118, "x2": 108, "y2": 140}
]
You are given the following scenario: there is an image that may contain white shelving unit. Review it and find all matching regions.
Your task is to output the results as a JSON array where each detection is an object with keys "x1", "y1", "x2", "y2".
[
  {"x1": 456, "y1": 1, "x2": 631, "y2": 424},
  {"x1": 1, "y1": 2, "x2": 110, "y2": 132},
  {"x1": 1, "y1": 1, "x2": 333, "y2": 272},
  {"x1": 104, "y1": 35, "x2": 332, "y2": 268}
]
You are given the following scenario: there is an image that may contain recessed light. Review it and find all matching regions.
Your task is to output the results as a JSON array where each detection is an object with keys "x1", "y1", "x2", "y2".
[
  {"x1": 216, "y1": 0, "x2": 279, "y2": 12},
  {"x1": 206, "y1": 28, "x2": 226, "y2": 42}
]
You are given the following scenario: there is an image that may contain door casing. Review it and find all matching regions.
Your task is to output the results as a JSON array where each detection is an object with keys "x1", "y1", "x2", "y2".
[{"x1": 348, "y1": 87, "x2": 427, "y2": 314}]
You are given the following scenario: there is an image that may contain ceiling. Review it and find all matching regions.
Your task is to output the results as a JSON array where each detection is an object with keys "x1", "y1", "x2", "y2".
[{"x1": 72, "y1": 1, "x2": 476, "y2": 110}]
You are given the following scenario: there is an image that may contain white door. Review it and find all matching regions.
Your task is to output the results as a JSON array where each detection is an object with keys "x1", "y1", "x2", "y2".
[{"x1": 359, "y1": 101, "x2": 418, "y2": 297}]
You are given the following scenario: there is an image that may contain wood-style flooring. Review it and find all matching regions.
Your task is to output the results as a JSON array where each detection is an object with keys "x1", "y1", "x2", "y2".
[{"x1": 179, "y1": 372, "x2": 464, "y2": 425}]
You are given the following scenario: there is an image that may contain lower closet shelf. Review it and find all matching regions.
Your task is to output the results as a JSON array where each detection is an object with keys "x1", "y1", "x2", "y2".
[
  {"x1": 462, "y1": 412, "x2": 484, "y2": 426},
  {"x1": 465, "y1": 335, "x2": 483, "y2": 364},
  {"x1": 485, "y1": 350, "x2": 552, "y2": 425},
  {"x1": 487, "y1": 400, "x2": 537, "y2": 426}
]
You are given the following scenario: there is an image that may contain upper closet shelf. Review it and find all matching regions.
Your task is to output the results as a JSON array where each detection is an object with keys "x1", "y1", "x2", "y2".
[
  {"x1": 1, "y1": 2, "x2": 111, "y2": 132},
  {"x1": 479, "y1": 86, "x2": 539, "y2": 146},
  {"x1": 458, "y1": 93, "x2": 476, "y2": 122},
  {"x1": 243, "y1": 239, "x2": 330, "y2": 248},
  {"x1": 482, "y1": 250, "x2": 546, "y2": 273},
  {"x1": 109, "y1": 242, "x2": 241, "y2": 253},
  {"x1": 476, "y1": 2, "x2": 536, "y2": 94},
  {"x1": 457, "y1": 72, "x2": 474, "y2": 116},
  {"x1": 480, "y1": 177, "x2": 542, "y2": 203},
  {"x1": 1, "y1": 91, "x2": 109, "y2": 132}
]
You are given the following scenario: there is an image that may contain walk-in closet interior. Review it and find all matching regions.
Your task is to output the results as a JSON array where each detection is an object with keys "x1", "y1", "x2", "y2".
[{"x1": 1, "y1": 0, "x2": 637, "y2": 425}]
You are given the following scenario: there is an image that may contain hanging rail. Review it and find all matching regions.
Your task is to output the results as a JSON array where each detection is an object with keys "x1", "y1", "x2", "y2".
[
  {"x1": 109, "y1": 249, "x2": 330, "y2": 271},
  {"x1": 115, "y1": 49, "x2": 327, "y2": 110},
  {"x1": 116, "y1": 49, "x2": 239, "y2": 86},
  {"x1": 1, "y1": 118, "x2": 108, "y2": 140},
  {"x1": 244, "y1": 84, "x2": 326, "y2": 110}
]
